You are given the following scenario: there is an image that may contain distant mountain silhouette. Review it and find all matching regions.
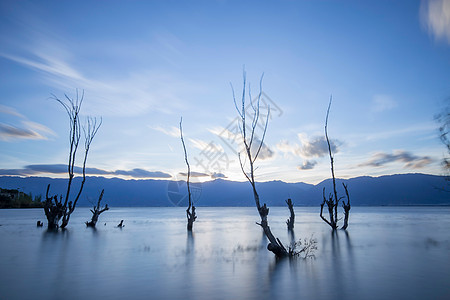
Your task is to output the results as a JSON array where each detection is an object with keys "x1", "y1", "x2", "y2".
[{"x1": 0, "y1": 173, "x2": 448, "y2": 207}]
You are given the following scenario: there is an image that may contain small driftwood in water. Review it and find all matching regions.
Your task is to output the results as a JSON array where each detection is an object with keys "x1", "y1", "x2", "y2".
[
  {"x1": 286, "y1": 198, "x2": 295, "y2": 230},
  {"x1": 117, "y1": 220, "x2": 124, "y2": 227},
  {"x1": 36, "y1": 221, "x2": 43, "y2": 227},
  {"x1": 86, "y1": 189, "x2": 109, "y2": 227},
  {"x1": 180, "y1": 117, "x2": 197, "y2": 231}
]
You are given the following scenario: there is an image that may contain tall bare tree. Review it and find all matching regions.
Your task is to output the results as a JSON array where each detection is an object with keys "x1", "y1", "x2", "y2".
[
  {"x1": 320, "y1": 96, "x2": 351, "y2": 230},
  {"x1": 44, "y1": 90, "x2": 102, "y2": 229},
  {"x1": 180, "y1": 117, "x2": 196, "y2": 231},
  {"x1": 436, "y1": 100, "x2": 450, "y2": 184},
  {"x1": 233, "y1": 72, "x2": 288, "y2": 257}
]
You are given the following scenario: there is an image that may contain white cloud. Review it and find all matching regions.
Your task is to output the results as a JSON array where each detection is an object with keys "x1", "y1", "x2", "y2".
[
  {"x1": 421, "y1": 0, "x2": 450, "y2": 44},
  {"x1": 371, "y1": 95, "x2": 397, "y2": 113},
  {"x1": 151, "y1": 125, "x2": 180, "y2": 138},
  {"x1": 278, "y1": 133, "x2": 340, "y2": 158},
  {"x1": 298, "y1": 160, "x2": 317, "y2": 170},
  {"x1": 189, "y1": 138, "x2": 224, "y2": 153}
]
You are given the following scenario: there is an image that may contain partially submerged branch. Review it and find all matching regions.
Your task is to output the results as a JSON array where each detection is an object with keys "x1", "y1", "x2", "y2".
[
  {"x1": 286, "y1": 198, "x2": 295, "y2": 230},
  {"x1": 86, "y1": 189, "x2": 109, "y2": 227},
  {"x1": 341, "y1": 183, "x2": 351, "y2": 230},
  {"x1": 288, "y1": 235, "x2": 318, "y2": 259}
]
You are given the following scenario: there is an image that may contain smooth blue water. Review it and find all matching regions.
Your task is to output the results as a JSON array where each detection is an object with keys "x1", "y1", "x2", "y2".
[{"x1": 0, "y1": 207, "x2": 449, "y2": 300}]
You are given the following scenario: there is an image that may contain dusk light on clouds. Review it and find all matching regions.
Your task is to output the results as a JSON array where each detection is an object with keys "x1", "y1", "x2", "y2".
[{"x1": 0, "y1": 0, "x2": 449, "y2": 184}]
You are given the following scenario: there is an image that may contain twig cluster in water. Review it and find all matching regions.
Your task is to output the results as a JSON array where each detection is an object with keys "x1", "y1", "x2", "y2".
[{"x1": 288, "y1": 235, "x2": 318, "y2": 259}]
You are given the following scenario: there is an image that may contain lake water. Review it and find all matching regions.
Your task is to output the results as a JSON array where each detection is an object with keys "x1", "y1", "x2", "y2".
[{"x1": 0, "y1": 207, "x2": 449, "y2": 300}]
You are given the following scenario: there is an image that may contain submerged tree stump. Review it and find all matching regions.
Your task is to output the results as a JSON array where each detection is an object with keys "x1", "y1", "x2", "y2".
[
  {"x1": 286, "y1": 198, "x2": 295, "y2": 231},
  {"x1": 86, "y1": 189, "x2": 109, "y2": 228}
]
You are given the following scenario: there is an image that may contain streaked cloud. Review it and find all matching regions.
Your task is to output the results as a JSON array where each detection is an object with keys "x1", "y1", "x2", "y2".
[
  {"x1": 0, "y1": 29, "x2": 199, "y2": 117},
  {"x1": 0, "y1": 105, "x2": 55, "y2": 141},
  {"x1": 0, "y1": 105, "x2": 25, "y2": 118},
  {"x1": 0, "y1": 164, "x2": 172, "y2": 178},
  {"x1": 359, "y1": 150, "x2": 434, "y2": 169},
  {"x1": 421, "y1": 0, "x2": 450, "y2": 44},
  {"x1": 189, "y1": 138, "x2": 224, "y2": 153},
  {"x1": 151, "y1": 125, "x2": 180, "y2": 138},
  {"x1": 178, "y1": 171, "x2": 210, "y2": 177}
]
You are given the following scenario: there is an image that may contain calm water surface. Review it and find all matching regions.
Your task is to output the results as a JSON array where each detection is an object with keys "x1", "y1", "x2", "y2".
[{"x1": 0, "y1": 207, "x2": 449, "y2": 300}]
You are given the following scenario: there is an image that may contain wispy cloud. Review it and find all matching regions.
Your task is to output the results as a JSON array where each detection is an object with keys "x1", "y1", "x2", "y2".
[
  {"x1": 151, "y1": 125, "x2": 180, "y2": 138},
  {"x1": 359, "y1": 150, "x2": 434, "y2": 169},
  {"x1": 179, "y1": 171, "x2": 227, "y2": 179},
  {"x1": 371, "y1": 95, "x2": 397, "y2": 113},
  {"x1": 189, "y1": 138, "x2": 224, "y2": 152},
  {"x1": 0, "y1": 105, "x2": 25, "y2": 118},
  {"x1": 0, "y1": 25, "x2": 199, "y2": 117},
  {"x1": 421, "y1": 0, "x2": 450, "y2": 44},
  {"x1": 0, "y1": 164, "x2": 172, "y2": 179},
  {"x1": 209, "y1": 126, "x2": 274, "y2": 160},
  {"x1": 178, "y1": 171, "x2": 210, "y2": 177},
  {"x1": 0, "y1": 105, "x2": 55, "y2": 141}
]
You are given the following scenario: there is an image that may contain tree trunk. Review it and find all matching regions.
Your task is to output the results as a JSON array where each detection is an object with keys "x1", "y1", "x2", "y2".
[
  {"x1": 86, "y1": 189, "x2": 108, "y2": 228},
  {"x1": 341, "y1": 183, "x2": 351, "y2": 230},
  {"x1": 285, "y1": 198, "x2": 295, "y2": 231}
]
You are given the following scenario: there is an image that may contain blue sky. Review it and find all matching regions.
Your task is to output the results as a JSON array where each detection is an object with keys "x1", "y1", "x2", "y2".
[{"x1": 0, "y1": 0, "x2": 449, "y2": 184}]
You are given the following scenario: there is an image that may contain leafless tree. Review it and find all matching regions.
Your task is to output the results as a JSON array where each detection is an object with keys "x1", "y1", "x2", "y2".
[
  {"x1": 44, "y1": 90, "x2": 102, "y2": 229},
  {"x1": 285, "y1": 198, "x2": 295, "y2": 231},
  {"x1": 436, "y1": 100, "x2": 450, "y2": 184},
  {"x1": 320, "y1": 96, "x2": 351, "y2": 230},
  {"x1": 180, "y1": 117, "x2": 196, "y2": 231},
  {"x1": 86, "y1": 189, "x2": 109, "y2": 227},
  {"x1": 232, "y1": 72, "x2": 288, "y2": 257}
]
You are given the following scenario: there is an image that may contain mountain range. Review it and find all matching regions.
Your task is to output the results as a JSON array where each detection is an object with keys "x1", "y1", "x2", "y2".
[{"x1": 0, "y1": 173, "x2": 448, "y2": 207}]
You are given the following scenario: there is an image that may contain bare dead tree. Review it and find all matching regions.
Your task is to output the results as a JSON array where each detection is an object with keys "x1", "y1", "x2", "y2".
[
  {"x1": 320, "y1": 96, "x2": 351, "y2": 230},
  {"x1": 86, "y1": 189, "x2": 109, "y2": 227},
  {"x1": 341, "y1": 183, "x2": 350, "y2": 230},
  {"x1": 44, "y1": 90, "x2": 102, "y2": 229},
  {"x1": 180, "y1": 117, "x2": 196, "y2": 231},
  {"x1": 44, "y1": 184, "x2": 65, "y2": 229},
  {"x1": 436, "y1": 100, "x2": 450, "y2": 185},
  {"x1": 232, "y1": 72, "x2": 288, "y2": 258},
  {"x1": 285, "y1": 198, "x2": 295, "y2": 231}
]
